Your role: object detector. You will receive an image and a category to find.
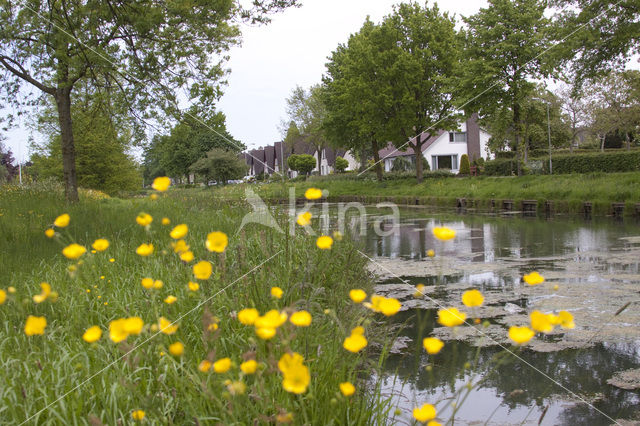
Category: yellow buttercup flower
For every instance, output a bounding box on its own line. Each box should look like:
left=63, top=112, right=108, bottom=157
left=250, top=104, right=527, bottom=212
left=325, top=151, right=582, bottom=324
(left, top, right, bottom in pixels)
left=332, top=230, right=343, bottom=241
left=161, top=217, right=171, bottom=225
left=7, top=286, right=15, bottom=294
left=0, top=289, right=6, bottom=305
left=304, top=187, right=322, bottom=200
left=24, top=315, right=47, bottom=336
left=179, top=250, right=194, bottom=263
left=423, top=337, right=444, bottom=355
left=136, top=243, right=154, bottom=257
left=152, top=176, right=171, bottom=192
left=45, top=228, right=55, bottom=238
left=153, top=280, right=163, bottom=289
left=124, top=317, right=144, bottom=335
left=136, top=212, right=153, bottom=227
left=141, top=278, right=154, bottom=289
left=173, top=239, right=190, bottom=253
left=278, top=352, right=310, bottom=394
left=437, top=307, right=466, bottom=327
left=62, top=243, right=86, bottom=260
left=432, top=226, right=455, bottom=241
left=206, top=231, right=228, bottom=253
left=240, top=360, right=258, bottom=374
left=462, top=289, right=484, bottom=307
left=339, top=382, right=355, bottom=396
left=169, top=341, right=184, bottom=356
left=349, top=289, right=367, bottom=303
left=237, top=308, right=259, bottom=325
left=33, top=282, right=52, bottom=303
left=198, top=360, right=212, bottom=372
left=92, top=239, right=109, bottom=252
left=131, top=410, right=145, bottom=421
left=271, top=286, right=283, bottom=299
left=343, top=330, right=368, bottom=353
left=426, top=249, right=435, bottom=257
left=255, top=327, right=276, bottom=340
left=297, top=211, right=312, bottom=226
left=53, top=213, right=70, bottom=228
left=523, top=271, right=544, bottom=285
left=413, top=403, right=436, bottom=423
left=213, top=357, right=232, bottom=373
left=254, top=310, right=288, bottom=329
left=193, top=260, right=213, bottom=280
left=289, top=311, right=312, bottom=327
left=508, top=326, right=535, bottom=345
left=558, top=310, right=575, bottom=329
left=316, top=235, right=333, bottom=250
left=377, top=297, right=401, bottom=316
left=530, top=310, right=554, bottom=333
left=170, top=224, right=188, bottom=239
left=83, top=326, right=102, bottom=343
left=164, top=295, right=177, bottom=304
left=414, top=284, right=426, bottom=298
left=150, top=193, right=158, bottom=200
left=158, top=317, right=178, bottom=335
left=367, top=295, right=402, bottom=316
left=187, top=281, right=199, bottom=291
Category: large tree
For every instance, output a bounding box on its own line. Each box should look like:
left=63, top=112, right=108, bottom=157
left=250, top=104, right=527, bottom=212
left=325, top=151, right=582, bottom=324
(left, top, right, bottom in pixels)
left=461, top=0, right=551, bottom=175
left=143, top=112, right=243, bottom=184
left=30, top=89, right=142, bottom=194
left=323, top=18, right=389, bottom=182
left=0, top=0, right=296, bottom=201
left=378, top=2, right=462, bottom=183
left=189, top=148, right=247, bottom=185
left=551, top=0, right=640, bottom=82
left=285, top=85, right=327, bottom=172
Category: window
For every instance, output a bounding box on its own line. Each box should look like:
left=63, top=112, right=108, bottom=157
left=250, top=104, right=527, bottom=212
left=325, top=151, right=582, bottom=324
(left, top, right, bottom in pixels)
left=449, top=132, right=467, bottom=143
left=432, top=155, right=458, bottom=170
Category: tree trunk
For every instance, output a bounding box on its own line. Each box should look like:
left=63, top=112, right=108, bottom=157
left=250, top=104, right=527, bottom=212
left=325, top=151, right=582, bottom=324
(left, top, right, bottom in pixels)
left=413, top=133, right=424, bottom=183
left=55, top=88, right=79, bottom=202
left=359, top=147, right=367, bottom=172
left=513, top=102, right=522, bottom=176
left=626, top=133, right=631, bottom=151
left=600, top=135, right=605, bottom=152
left=371, top=139, right=383, bottom=182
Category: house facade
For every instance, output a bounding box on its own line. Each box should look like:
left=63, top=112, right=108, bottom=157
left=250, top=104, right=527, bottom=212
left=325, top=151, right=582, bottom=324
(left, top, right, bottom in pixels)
left=379, top=115, right=492, bottom=173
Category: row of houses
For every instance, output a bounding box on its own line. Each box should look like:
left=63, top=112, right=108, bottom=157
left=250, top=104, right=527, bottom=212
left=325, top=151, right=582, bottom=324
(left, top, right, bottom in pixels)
left=243, top=115, right=492, bottom=178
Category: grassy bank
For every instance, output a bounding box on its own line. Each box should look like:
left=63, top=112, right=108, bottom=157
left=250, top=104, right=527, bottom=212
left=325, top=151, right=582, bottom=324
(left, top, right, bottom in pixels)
left=213, top=172, right=640, bottom=216
left=0, top=183, right=391, bottom=424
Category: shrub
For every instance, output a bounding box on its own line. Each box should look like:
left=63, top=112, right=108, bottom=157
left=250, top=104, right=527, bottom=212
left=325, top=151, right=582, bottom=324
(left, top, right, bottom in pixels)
left=495, top=151, right=516, bottom=159
left=484, top=158, right=518, bottom=176
left=459, top=154, right=470, bottom=175
left=392, top=156, right=414, bottom=172
left=335, top=156, right=349, bottom=173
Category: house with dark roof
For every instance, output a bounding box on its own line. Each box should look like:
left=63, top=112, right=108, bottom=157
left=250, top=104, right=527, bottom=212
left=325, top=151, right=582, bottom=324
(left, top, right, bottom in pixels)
left=379, top=114, right=492, bottom=173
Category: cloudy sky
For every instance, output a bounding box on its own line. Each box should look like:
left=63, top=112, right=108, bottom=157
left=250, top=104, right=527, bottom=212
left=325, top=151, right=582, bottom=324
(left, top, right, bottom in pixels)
left=3, top=0, right=490, bottom=162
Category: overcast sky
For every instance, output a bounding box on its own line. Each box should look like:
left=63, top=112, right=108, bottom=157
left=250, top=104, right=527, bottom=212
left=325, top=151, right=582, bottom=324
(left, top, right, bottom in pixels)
left=3, top=0, right=489, bottom=162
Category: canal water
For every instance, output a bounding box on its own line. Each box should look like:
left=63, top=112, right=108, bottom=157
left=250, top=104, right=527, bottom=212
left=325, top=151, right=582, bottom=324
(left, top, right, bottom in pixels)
left=345, top=207, right=640, bottom=425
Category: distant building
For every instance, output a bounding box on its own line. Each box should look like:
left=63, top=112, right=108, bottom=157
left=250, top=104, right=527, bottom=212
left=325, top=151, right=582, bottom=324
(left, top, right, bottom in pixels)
left=242, top=114, right=491, bottom=178
left=378, top=115, right=492, bottom=173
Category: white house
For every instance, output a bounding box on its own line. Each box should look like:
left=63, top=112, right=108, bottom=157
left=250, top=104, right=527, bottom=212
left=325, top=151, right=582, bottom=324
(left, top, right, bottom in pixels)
left=379, top=115, right=492, bottom=173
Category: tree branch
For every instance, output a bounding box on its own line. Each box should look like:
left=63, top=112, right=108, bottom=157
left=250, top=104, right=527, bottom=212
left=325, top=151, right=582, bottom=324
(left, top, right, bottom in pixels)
left=0, top=55, right=55, bottom=95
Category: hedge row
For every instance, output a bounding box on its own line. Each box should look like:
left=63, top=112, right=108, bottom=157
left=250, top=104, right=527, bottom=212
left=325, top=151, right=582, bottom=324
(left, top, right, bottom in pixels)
left=485, top=151, right=640, bottom=175
left=541, top=151, right=640, bottom=174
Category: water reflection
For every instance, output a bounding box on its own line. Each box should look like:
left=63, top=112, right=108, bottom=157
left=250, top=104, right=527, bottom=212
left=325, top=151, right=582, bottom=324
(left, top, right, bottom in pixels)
left=381, top=310, right=640, bottom=425
left=352, top=209, right=640, bottom=425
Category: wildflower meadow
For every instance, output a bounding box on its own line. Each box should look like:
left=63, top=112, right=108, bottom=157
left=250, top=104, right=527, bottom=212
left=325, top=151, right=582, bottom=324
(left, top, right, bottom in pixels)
left=0, top=179, right=575, bottom=425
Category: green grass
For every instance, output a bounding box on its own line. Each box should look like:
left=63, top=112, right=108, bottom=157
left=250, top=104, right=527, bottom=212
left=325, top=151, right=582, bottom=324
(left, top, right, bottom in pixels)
left=212, top=172, right=640, bottom=216
left=0, top=183, right=392, bottom=424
